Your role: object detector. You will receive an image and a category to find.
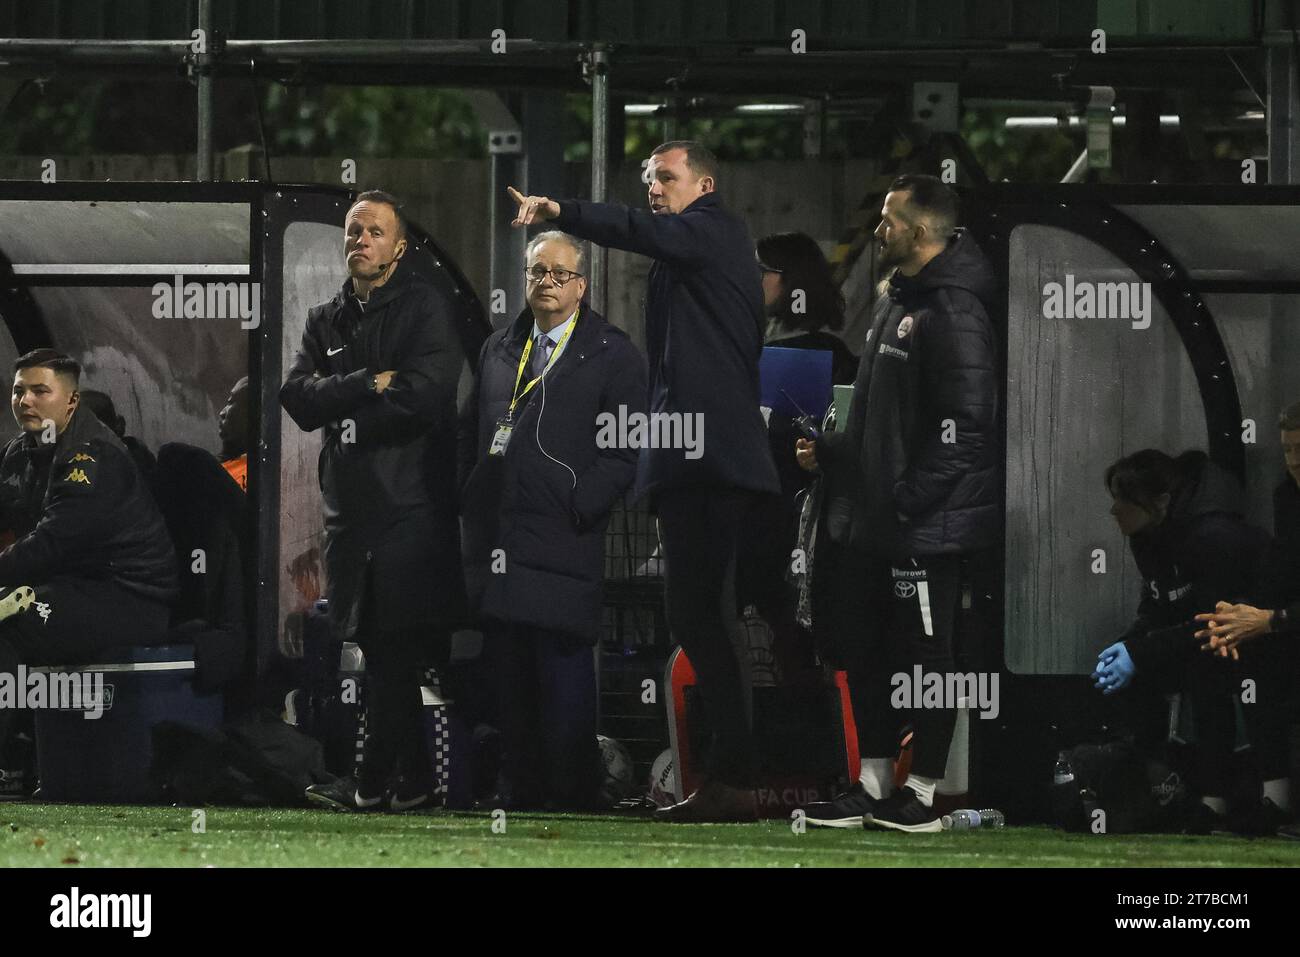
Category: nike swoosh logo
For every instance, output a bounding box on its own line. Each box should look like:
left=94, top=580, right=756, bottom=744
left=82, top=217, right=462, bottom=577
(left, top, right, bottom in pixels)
left=326, top=346, right=345, bottom=356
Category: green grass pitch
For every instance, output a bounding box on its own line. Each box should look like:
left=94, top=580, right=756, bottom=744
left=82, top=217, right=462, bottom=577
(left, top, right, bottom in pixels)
left=2, top=804, right=1300, bottom=867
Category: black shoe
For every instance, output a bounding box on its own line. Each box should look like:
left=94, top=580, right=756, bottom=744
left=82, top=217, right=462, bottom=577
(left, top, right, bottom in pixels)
left=1278, top=822, right=1300, bottom=840
left=1232, top=798, right=1290, bottom=838
left=802, top=783, right=878, bottom=829
left=864, top=787, right=943, bottom=833
left=305, top=777, right=385, bottom=812
left=389, top=780, right=443, bottom=813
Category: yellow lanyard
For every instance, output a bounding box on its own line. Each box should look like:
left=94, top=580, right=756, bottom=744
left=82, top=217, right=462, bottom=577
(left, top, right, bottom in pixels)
left=507, top=310, right=577, bottom=418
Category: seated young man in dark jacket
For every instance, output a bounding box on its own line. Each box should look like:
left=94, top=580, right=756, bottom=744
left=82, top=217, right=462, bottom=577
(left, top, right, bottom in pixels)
left=0, top=349, right=179, bottom=767
left=458, top=232, right=646, bottom=810
left=1092, top=449, right=1285, bottom=834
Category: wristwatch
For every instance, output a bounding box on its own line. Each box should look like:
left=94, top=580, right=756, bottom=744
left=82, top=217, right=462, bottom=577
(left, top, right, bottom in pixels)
left=1274, top=607, right=1290, bottom=632
left=368, top=373, right=379, bottom=393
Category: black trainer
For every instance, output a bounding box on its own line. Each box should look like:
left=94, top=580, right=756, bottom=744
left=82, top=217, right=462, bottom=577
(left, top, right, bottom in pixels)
left=305, top=777, right=385, bottom=812
left=801, top=782, right=878, bottom=829
left=864, top=786, right=943, bottom=833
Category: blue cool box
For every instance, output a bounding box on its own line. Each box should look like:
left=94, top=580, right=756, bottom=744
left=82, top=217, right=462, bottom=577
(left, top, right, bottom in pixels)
left=34, top=645, right=222, bottom=803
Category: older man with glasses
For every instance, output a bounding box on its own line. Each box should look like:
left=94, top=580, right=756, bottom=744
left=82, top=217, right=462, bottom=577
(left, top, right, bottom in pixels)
left=458, top=231, right=646, bottom=810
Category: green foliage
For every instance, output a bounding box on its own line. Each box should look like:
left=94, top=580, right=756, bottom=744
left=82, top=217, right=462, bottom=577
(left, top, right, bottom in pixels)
left=961, top=107, right=1083, bottom=182
left=260, top=85, right=485, bottom=158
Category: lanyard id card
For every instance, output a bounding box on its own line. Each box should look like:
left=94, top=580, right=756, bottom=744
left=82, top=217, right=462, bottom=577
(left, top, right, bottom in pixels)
left=488, top=416, right=514, bottom=457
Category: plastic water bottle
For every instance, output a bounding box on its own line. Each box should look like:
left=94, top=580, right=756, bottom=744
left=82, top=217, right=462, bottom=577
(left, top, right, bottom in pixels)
left=1053, top=750, right=1075, bottom=787
left=942, top=808, right=1006, bottom=830
left=977, top=808, right=1006, bottom=828
left=942, top=809, right=981, bottom=830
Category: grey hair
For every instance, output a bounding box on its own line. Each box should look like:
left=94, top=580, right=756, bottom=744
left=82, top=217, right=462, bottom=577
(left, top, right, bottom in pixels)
left=526, top=230, right=586, bottom=274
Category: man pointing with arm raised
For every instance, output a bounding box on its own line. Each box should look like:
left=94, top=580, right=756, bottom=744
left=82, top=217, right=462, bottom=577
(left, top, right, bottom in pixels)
left=508, top=141, right=779, bottom=822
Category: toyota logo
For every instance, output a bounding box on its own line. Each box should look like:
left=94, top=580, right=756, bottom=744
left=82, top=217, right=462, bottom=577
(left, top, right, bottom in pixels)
left=894, top=581, right=917, bottom=599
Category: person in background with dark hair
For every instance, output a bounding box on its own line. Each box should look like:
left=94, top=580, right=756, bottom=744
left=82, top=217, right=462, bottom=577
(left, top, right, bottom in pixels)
left=217, top=377, right=250, bottom=492
left=281, top=190, right=465, bottom=813
left=796, top=174, right=1000, bottom=832
left=508, top=141, right=780, bottom=822
left=739, top=232, right=856, bottom=679
left=1092, top=448, right=1288, bottom=835
left=757, top=231, right=857, bottom=385
left=79, top=388, right=157, bottom=480
left=0, top=349, right=178, bottom=772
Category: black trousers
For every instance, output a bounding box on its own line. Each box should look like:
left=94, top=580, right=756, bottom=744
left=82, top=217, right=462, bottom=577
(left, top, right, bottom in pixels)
left=817, top=542, right=964, bottom=780
left=657, top=485, right=756, bottom=789
left=485, top=623, right=600, bottom=809
left=1120, top=634, right=1294, bottom=797
left=1240, top=636, right=1298, bottom=782
left=0, top=577, right=170, bottom=764
left=354, top=626, right=447, bottom=798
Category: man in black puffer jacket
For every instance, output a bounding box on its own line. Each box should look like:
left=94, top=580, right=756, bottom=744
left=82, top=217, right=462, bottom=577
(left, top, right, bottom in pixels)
left=0, top=349, right=178, bottom=769
left=796, top=175, right=1000, bottom=833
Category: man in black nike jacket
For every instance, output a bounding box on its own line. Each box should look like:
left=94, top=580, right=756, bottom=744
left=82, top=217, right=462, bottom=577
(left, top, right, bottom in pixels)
left=281, top=190, right=465, bottom=813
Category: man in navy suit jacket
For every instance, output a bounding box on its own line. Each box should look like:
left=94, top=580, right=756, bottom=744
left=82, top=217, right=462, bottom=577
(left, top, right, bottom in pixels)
left=509, top=141, right=779, bottom=821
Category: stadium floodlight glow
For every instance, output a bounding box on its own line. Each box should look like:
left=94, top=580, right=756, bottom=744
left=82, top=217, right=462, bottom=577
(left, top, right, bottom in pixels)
left=1004, top=115, right=1180, bottom=129
left=734, top=102, right=805, bottom=114
left=623, top=104, right=662, bottom=115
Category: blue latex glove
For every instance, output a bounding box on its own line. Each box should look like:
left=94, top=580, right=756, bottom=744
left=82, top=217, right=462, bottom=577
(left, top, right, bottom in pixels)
left=1092, top=641, right=1136, bottom=695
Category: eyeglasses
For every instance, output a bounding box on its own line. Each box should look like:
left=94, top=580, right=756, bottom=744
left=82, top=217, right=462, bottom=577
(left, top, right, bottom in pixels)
left=525, top=266, right=583, bottom=285
left=758, top=262, right=784, bottom=274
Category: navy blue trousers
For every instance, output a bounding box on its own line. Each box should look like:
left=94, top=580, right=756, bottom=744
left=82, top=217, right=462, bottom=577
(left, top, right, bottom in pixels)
left=485, top=623, right=600, bottom=809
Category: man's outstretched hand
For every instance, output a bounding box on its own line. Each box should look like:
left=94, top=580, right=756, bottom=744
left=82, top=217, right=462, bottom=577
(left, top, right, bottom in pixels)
left=507, top=187, right=560, bottom=227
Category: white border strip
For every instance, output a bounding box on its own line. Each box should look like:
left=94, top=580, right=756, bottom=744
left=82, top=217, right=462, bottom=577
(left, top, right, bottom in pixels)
left=31, top=661, right=196, bottom=674
left=12, top=264, right=250, bottom=276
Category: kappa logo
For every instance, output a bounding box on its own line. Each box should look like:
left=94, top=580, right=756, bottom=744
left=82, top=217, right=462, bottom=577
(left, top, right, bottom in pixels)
left=894, top=580, right=917, bottom=599
left=897, top=315, right=914, bottom=339
left=64, top=468, right=91, bottom=485
left=70, top=452, right=95, bottom=463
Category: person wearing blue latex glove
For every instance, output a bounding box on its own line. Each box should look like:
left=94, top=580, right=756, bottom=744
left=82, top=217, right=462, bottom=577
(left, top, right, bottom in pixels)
left=1098, top=448, right=1276, bottom=834
left=1091, top=642, right=1135, bottom=695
